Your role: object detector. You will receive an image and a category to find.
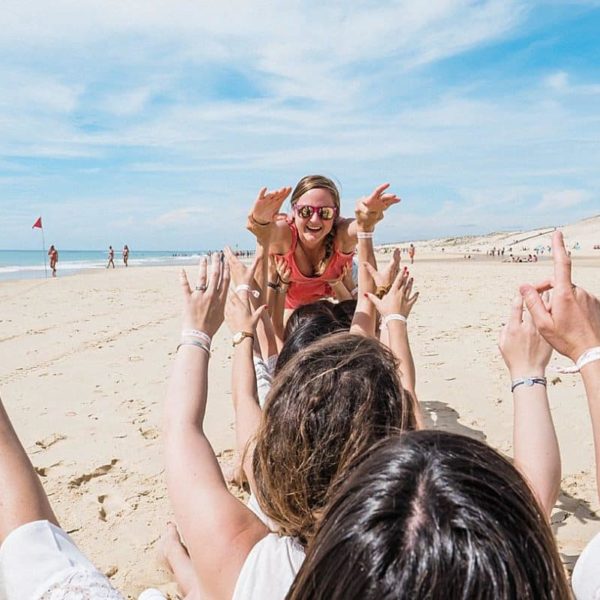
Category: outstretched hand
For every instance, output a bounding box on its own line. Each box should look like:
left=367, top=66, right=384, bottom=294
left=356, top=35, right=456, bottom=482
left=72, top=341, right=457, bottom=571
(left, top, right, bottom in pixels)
left=224, top=246, right=261, bottom=289
left=364, top=267, right=419, bottom=318
left=499, top=294, right=553, bottom=377
left=355, top=183, right=401, bottom=231
left=364, top=248, right=401, bottom=291
left=180, top=253, right=230, bottom=338
left=225, top=291, right=267, bottom=335
left=250, top=186, right=292, bottom=225
left=520, top=231, right=600, bottom=361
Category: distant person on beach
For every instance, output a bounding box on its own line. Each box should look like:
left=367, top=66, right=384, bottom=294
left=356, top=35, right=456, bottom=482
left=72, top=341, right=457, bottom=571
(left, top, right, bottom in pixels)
left=47, top=245, right=58, bottom=277
left=408, top=243, right=415, bottom=264
left=123, top=245, right=129, bottom=267
left=246, top=175, right=400, bottom=313
left=106, top=246, right=115, bottom=269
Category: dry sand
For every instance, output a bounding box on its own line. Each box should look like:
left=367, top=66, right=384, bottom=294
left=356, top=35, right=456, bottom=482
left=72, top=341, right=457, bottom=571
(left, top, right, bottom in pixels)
left=0, top=218, right=599, bottom=598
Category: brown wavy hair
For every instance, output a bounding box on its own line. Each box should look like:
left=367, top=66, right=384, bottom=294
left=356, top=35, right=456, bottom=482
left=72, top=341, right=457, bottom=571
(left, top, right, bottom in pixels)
left=252, top=332, right=417, bottom=546
left=291, top=175, right=340, bottom=276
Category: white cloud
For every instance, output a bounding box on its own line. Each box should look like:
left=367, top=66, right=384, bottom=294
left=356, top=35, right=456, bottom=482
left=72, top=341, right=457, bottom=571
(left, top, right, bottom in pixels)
left=536, top=189, right=592, bottom=211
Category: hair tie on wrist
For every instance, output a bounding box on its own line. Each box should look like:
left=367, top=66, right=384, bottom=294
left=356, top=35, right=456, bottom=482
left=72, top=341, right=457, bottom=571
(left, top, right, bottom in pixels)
left=357, top=232, right=374, bottom=239
left=554, top=346, right=600, bottom=373
left=381, top=314, right=407, bottom=328
left=235, top=284, right=260, bottom=298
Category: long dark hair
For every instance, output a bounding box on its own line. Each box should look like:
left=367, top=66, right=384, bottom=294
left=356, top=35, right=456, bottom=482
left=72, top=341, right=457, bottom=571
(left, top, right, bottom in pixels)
left=288, top=430, right=570, bottom=599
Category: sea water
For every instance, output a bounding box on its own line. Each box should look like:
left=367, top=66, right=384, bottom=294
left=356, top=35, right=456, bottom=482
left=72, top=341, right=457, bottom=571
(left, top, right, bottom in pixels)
left=0, top=249, right=210, bottom=281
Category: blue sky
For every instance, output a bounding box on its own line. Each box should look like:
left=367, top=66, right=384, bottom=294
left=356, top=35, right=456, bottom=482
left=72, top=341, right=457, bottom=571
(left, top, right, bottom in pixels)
left=1, top=0, right=599, bottom=250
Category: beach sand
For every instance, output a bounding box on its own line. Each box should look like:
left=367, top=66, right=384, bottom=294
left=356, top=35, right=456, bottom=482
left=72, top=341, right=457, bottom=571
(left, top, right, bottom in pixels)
left=0, top=231, right=599, bottom=597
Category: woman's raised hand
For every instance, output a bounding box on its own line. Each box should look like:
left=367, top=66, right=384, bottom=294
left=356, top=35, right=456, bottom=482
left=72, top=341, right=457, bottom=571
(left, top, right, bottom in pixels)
left=499, top=294, right=553, bottom=377
left=364, top=248, right=401, bottom=292
left=249, top=186, right=292, bottom=225
left=365, top=267, right=419, bottom=318
left=225, top=291, right=267, bottom=335
left=180, top=253, right=230, bottom=338
left=224, top=246, right=261, bottom=289
left=355, top=183, right=401, bottom=231
left=272, top=254, right=291, bottom=285
left=520, top=231, right=600, bottom=361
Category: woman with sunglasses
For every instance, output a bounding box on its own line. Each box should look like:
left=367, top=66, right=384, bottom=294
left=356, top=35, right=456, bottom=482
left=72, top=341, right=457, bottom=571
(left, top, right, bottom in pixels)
left=247, top=175, right=400, bottom=311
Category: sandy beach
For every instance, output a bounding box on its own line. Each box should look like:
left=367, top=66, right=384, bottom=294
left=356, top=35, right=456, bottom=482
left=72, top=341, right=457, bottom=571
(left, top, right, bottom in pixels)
left=1, top=221, right=599, bottom=598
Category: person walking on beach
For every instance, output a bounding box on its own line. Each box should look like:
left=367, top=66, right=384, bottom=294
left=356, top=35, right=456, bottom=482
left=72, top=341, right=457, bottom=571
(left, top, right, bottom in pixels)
left=47, top=245, right=58, bottom=277
left=409, top=243, right=415, bottom=264
left=107, top=246, right=115, bottom=269
left=123, top=245, right=129, bottom=267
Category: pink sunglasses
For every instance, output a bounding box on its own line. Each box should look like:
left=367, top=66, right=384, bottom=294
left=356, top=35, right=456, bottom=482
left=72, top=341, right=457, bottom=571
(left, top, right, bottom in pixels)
left=294, top=205, right=338, bottom=220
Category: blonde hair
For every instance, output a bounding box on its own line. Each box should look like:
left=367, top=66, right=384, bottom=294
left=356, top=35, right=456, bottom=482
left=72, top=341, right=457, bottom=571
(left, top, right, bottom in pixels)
left=291, top=175, right=340, bottom=276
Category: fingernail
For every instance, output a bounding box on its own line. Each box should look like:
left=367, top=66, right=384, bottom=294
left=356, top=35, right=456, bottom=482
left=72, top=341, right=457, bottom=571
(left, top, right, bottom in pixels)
left=364, top=293, right=368, bottom=298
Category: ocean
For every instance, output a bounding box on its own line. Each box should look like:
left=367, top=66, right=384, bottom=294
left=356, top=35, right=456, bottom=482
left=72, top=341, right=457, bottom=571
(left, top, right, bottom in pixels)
left=0, top=249, right=211, bottom=281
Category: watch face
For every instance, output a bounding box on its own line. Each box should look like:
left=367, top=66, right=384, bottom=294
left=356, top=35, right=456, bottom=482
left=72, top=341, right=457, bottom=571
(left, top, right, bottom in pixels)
left=233, top=332, right=243, bottom=344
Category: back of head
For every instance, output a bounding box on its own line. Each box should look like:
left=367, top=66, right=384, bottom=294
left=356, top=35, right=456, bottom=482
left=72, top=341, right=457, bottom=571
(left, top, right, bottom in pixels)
left=254, top=332, right=416, bottom=545
left=288, top=430, right=570, bottom=600
left=276, top=311, right=342, bottom=374
left=283, top=301, right=338, bottom=341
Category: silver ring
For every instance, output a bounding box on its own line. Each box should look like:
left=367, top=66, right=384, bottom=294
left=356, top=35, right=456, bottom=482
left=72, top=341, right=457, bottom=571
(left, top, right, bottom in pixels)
left=195, top=285, right=207, bottom=292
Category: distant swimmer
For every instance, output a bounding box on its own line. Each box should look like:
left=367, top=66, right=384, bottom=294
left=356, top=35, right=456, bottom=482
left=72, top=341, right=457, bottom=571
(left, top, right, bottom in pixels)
left=107, top=245, right=115, bottom=268
left=409, top=243, right=415, bottom=264
left=48, top=245, right=59, bottom=277
left=123, top=244, right=129, bottom=267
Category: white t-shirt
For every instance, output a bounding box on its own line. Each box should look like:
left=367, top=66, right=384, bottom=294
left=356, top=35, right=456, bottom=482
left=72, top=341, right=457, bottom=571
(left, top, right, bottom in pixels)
left=573, top=531, right=600, bottom=599
left=253, top=354, right=277, bottom=408
left=232, top=533, right=305, bottom=600
left=0, top=520, right=124, bottom=600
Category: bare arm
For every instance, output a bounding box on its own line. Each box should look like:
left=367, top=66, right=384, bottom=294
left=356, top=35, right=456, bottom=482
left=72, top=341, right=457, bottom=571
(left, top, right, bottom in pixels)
left=247, top=187, right=293, bottom=252
left=336, top=183, right=401, bottom=252
left=164, top=256, right=268, bottom=600
left=224, top=291, right=268, bottom=493
left=499, top=294, right=559, bottom=517
left=521, top=231, right=600, bottom=501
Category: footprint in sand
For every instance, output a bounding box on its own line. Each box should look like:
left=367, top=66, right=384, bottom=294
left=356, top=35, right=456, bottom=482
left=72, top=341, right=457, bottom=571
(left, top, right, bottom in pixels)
left=68, top=459, right=119, bottom=488
left=35, top=432, right=66, bottom=450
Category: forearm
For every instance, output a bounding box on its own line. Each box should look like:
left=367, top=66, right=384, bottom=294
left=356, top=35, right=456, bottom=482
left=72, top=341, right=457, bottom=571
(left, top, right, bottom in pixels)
left=271, top=286, right=287, bottom=345
left=350, top=237, right=377, bottom=337
left=385, top=321, right=416, bottom=395
left=0, top=399, right=58, bottom=540
left=231, top=338, right=262, bottom=490
left=164, top=346, right=210, bottom=431
left=512, top=383, right=560, bottom=517
left=581, top=362, right=600, bottom=501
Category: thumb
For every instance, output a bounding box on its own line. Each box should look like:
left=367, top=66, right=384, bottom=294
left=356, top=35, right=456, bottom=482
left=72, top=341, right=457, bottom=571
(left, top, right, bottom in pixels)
left=251, top=304, right=268, bottom=327
left=519, top=284, right=552, bottom=332
left=364, top=292, right=381, bottom=311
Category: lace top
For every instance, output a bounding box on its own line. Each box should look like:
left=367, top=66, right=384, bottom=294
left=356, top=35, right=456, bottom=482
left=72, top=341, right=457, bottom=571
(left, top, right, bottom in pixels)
left=37, top=567, right=124, bottom=600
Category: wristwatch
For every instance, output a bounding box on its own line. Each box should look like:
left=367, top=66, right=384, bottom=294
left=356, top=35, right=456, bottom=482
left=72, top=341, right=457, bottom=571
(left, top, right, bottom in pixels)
left=232, top=331, right=254, bottom=347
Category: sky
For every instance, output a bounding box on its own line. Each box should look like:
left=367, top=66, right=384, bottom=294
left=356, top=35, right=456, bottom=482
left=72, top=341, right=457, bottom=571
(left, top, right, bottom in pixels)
left=1, top=0, right=599, bottom=250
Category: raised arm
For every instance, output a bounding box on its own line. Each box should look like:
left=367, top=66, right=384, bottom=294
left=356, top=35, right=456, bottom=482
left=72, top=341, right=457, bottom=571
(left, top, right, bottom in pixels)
left=521, top=230, right=600, bottom=501
left=164, top=254, right=268, bottom=600
left=364, top=268, right=420, bottom=417
left=246, top=186, right=293, bottom=253
left=336, top=183, right=401, bottom=252
left=498, top=294, right=559, bottom=517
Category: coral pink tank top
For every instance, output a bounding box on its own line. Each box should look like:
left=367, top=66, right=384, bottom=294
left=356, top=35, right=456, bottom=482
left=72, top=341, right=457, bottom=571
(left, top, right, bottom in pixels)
left=281, top=222, right=354, bottom=309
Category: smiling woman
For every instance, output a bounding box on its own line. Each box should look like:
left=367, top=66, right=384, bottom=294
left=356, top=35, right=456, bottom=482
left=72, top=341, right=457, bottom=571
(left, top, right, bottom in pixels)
left=247, top=175, right=400, bottom=310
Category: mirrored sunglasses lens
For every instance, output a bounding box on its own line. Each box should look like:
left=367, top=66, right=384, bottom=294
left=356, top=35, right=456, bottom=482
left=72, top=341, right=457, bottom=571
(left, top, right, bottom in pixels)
left=319, top=207, right=335, bottom=220
left=298, top=206, right=313, bottom=218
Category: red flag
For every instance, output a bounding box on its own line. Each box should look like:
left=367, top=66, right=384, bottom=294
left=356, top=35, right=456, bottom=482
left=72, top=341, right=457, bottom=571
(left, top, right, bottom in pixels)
left=32, top=217, right=43, bottom=229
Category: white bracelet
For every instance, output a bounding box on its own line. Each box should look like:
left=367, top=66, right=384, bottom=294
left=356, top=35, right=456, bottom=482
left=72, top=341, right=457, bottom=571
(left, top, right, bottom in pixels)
left=176, top=340, right=210, bottom=356
left=181, top=329, right=212, bottom=346
left=350, top=286, right=359, bottom=297
left=357, top=232, right=374, bottom=239
left=235, top=284, right=260, bottom=298
left=381, top=314, right=407, bottom=328
left=555, top=346, right=600, bottom=374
